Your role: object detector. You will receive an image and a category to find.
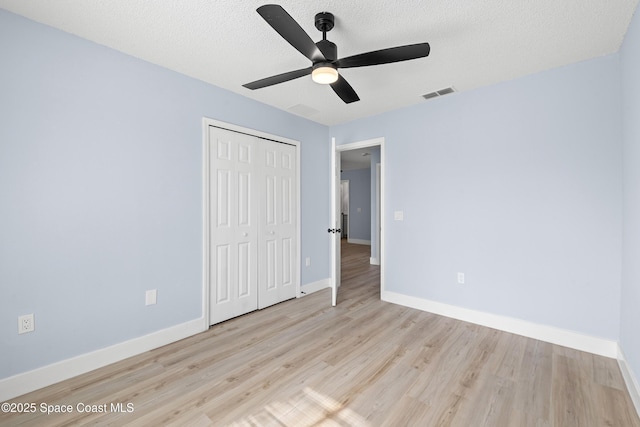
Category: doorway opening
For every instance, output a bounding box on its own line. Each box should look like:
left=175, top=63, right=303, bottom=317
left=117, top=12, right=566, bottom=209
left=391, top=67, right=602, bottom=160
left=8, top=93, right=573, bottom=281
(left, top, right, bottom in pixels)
left=330, top=137, right=384, bottom=306
left=340, top=180, right=349, bottom=240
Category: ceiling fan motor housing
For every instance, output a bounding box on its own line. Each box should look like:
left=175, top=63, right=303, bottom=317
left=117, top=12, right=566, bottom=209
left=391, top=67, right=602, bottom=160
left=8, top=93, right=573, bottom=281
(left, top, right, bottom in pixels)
left=316, top=39, right=337, bottom=62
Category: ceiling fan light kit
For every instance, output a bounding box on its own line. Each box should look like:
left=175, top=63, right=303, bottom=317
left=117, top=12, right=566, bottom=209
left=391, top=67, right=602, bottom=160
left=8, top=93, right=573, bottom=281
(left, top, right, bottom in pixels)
left=243, top=4, right=430, bottom=104
left=312, top=64, right=338, bottom=84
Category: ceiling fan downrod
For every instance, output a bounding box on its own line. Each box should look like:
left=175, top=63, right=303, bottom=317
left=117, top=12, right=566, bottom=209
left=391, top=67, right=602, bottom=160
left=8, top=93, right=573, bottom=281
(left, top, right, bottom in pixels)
left=315, top=12, right=334, bottom=40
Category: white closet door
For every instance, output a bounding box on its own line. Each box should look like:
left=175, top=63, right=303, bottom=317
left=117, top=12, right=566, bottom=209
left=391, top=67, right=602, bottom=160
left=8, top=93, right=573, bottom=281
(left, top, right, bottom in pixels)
left=258, top=140, right=297, bottom=309
left=209, top=127, right=258, bottom=325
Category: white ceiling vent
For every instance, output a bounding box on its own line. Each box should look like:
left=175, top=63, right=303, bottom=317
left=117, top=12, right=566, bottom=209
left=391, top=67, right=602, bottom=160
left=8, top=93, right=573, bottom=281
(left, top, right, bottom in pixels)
left=287, top=103, right=320, bottom=117
left=422, top=87, right=456, bottom=100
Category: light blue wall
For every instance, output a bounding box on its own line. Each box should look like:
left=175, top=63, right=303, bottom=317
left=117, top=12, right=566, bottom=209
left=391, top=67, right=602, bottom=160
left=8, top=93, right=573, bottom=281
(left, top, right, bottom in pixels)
left=621, top=5, right=640, bottom=392
left=341, top=168, right=371, bottom=241
left=0, top=9, right=330, bottom=379
left=331, top=55, right=623, bottom=340
left=2, top=4, right=636, bottom=392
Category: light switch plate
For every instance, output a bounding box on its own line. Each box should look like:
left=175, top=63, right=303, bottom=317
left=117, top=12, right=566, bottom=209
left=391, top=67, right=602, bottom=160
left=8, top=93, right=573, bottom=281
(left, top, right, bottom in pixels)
left=146, top=289, right=157, bottom=305
left=394, top=211, right=404, bottom=221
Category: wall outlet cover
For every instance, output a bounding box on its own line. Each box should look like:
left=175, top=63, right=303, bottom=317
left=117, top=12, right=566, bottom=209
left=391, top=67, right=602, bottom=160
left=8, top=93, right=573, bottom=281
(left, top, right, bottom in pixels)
left=18, top=313, right=35, bottom=334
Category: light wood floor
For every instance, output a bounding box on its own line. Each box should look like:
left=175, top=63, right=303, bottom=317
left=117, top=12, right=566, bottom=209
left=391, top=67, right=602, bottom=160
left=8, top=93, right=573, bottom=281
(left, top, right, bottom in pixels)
left=2, top=241, right=639, bottom=426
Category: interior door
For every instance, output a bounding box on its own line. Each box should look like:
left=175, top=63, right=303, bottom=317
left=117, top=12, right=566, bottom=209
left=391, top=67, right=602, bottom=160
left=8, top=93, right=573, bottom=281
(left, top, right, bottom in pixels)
left=209, top=127, right=258, bottom=325
left=330, top=138, right=341, bottom=306
left=258, top=139, right=298, bottom=309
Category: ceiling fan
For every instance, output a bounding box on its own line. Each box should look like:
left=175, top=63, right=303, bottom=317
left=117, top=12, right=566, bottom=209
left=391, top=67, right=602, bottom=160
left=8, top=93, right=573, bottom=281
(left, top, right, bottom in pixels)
left=243, top=4, right=431, bottom=104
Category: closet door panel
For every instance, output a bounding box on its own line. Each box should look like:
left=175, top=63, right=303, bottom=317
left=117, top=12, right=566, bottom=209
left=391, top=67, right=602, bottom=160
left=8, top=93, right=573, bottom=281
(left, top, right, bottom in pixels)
left=208, top=124, right=297, bottom=323
left=209, top=127, right=258, bottom=325
left=258, top=141, right=297, bottom=309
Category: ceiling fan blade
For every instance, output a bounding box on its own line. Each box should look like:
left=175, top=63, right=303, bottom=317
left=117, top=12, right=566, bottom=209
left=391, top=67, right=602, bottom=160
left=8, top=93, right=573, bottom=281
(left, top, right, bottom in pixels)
left=330, top=75, right=360, bottom=104
left=257, top=5, right=325, bottom=62
left=243, top=67, right=312, bottom=90
left=336, top=42, right=430, bottom=69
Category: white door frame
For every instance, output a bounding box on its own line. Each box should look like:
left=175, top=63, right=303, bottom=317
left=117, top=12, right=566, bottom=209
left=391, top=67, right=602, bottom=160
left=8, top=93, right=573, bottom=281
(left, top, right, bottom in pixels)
left=373, top=162, right=381, bottom=265
left=202, top=118, right=301, bottom=326
left=331, top=137, right=385, bottom=303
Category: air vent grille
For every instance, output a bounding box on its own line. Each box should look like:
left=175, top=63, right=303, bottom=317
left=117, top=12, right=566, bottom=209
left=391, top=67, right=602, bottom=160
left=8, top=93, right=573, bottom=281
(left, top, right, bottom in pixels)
left=422, top=92, right=439, bottom=100
left=287, top=103, right=319, bottom=117
left=422, top=87, right=456, bottom=100
left=437, top=87, right=455, bottom=96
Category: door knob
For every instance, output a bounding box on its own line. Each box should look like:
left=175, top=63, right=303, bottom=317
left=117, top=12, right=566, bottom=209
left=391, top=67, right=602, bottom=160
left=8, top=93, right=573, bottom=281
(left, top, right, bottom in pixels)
left=242, top=232, right=248, bottom=237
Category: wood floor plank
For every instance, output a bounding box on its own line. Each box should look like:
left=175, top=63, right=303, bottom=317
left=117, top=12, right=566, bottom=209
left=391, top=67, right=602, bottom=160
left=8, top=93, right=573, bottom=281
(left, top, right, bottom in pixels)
left=509, top=340, right=554, bottom=426
left=1, top=240, right=638, bottom=426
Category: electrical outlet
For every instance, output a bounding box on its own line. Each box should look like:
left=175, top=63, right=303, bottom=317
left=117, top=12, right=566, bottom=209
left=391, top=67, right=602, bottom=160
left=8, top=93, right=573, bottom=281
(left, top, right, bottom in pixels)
left=305, top=257, right=311, bottom=267
left=457, top=272, right=465, bottom=284
left=18, top=314, right=34, bottom=334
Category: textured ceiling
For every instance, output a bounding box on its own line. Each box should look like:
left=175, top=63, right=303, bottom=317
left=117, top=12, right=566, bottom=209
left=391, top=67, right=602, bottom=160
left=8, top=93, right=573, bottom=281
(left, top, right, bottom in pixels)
left=341, top=148, right=374, bottom=171
left=1, top=0, right=638, bottom=125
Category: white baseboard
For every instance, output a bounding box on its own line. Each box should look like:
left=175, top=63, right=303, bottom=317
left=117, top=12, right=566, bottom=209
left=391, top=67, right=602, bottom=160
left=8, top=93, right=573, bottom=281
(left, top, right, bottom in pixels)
left=300, top=278, right=331, bottom=296
left=0, top=317, right=207, bottom=402
left=370, top=257, right=379, bottom=265
left=381, top=291, right=618, bottom=358
left=618, top=344, right=640, bottom=418
left=347, top=238, right=371, bottom=245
